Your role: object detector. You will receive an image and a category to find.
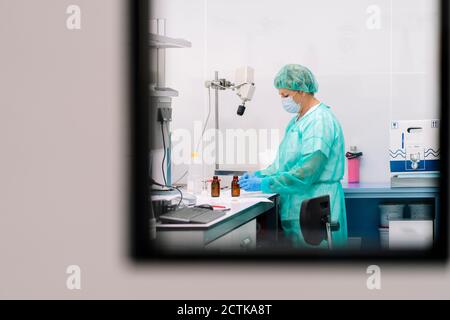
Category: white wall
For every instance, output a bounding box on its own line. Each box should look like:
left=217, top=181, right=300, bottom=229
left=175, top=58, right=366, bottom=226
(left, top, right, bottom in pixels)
left=152, top=0, right=439, bottom=184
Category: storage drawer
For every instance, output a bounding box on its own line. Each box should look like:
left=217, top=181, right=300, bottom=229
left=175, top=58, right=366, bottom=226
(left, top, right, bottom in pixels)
left=205, top=219, right=256, bottom=252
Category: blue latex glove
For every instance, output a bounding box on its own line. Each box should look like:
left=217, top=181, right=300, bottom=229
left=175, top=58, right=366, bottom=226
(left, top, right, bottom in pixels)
left=239, top=172, right=255, bottom=182
left=239, top=176, right=262, bottom=192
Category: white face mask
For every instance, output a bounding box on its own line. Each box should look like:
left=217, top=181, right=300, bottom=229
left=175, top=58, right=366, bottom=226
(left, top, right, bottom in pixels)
left=281, top=94, right=302, bottom=114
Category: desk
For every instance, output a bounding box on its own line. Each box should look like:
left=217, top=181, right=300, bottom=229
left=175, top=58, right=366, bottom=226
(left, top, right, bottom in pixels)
left=155, top=191, right=279, bottom=252
left=155, top=183, right=439, bottom=252
left=343, top=182, right=440, bottom=249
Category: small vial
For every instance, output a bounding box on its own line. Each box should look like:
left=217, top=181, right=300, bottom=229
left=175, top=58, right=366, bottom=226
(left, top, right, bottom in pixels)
left=211, top=176, right=220, bottom=197
left=231, top=175, right=240, bottom=197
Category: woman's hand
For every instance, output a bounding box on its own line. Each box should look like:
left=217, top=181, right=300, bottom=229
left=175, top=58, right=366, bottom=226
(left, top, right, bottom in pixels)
left=239, top=176, right=262, bottom=192
left=239, top=172, right=255, bottom=181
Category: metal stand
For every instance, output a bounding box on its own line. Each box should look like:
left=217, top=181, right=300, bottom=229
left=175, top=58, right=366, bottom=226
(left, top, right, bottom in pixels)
left=205, top=70, right=255, bottom=176
left=326, top=222, right=333, bottom=250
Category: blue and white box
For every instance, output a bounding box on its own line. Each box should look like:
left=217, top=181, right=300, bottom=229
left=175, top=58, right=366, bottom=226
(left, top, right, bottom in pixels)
left=389, top=119, right=440, bottom=175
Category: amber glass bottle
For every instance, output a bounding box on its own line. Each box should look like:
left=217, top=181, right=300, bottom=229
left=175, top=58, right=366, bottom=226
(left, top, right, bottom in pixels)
left=231, top=176, right=240, bottom=197
left=211, top=176, right=220, bottom=197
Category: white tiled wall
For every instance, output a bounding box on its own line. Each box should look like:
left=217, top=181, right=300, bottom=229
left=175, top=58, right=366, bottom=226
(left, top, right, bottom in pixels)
left=152, top=0, right=440, bottom=184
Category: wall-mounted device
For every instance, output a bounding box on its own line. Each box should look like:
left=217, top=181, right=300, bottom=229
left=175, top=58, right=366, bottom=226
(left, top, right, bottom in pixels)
left=390, top=119, right=440, bottom=187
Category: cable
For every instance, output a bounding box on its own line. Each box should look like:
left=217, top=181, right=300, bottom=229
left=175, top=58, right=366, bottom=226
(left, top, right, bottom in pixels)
left=150, top=178, right=183, bottom=208
left=161, top=122, right=167, bottom=186
left=166, top=121, right=172, bottom=173
left=172, top=170, right=188, bottom=185
left=195, top=86, right=212, bottom=153
left=156, top=119, right=184, bottom=208
left=174, top=186, right=183, bottom=208
left=156, top=122, right=183, bottom=208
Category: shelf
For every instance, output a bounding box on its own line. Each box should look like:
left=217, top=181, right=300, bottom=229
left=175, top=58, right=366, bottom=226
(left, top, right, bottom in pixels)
left=149, top=86, right=179, bottom=97
left=149, top=33, right=192, bottom=48
left=342, top=182, right=439, bottom=200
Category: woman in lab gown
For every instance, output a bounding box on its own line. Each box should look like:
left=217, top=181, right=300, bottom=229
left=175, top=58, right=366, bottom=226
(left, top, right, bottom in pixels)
left=239, top=64, right=348, bottom=248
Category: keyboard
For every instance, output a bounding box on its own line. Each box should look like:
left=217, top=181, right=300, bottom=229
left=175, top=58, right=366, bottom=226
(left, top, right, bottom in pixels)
left=159, top=207, right=226, bottom=224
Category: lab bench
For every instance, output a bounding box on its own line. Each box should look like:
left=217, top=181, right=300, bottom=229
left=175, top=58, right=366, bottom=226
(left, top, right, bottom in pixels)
left=154, top=183, right=439, bottom=253
left=343, top=182, right=440, bottom=250
left=155, top=193, right=279, bottom=253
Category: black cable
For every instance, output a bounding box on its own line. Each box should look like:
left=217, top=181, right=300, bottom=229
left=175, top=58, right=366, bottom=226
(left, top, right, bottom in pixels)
left=156, top=121, right=183, bottom=208
left=174, top=186, right=183, bottom=208
left=166, top=122, right=172, bottom=173
left=150, top=178, right=183, bottom=208
left=160, top=122, right=167, bottom=186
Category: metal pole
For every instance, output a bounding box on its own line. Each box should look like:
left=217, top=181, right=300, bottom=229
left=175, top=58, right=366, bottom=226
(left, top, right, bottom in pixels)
left=156, top=19, right=166, bottom=87
left=326, top=222, right=333, bottom=250
left=215, top=71, right=219, bottom=171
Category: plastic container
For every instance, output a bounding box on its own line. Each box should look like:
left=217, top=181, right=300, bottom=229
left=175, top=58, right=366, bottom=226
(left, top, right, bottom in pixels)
left=347, top=158, right=360, bottom=183
left=379, top=203, right=405, bottom=228
left=408, top=203, right=434, bottom=220
left=346, top=146, right=362, bottom=183
left=379, top=228, right=389, bottom=249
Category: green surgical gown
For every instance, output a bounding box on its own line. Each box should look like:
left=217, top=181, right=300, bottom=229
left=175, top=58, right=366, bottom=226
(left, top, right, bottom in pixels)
left=256, top=103, right=348, bottom=249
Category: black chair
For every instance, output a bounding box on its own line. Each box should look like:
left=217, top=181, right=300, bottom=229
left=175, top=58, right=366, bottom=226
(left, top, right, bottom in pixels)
left=300, top=195, right=340, bottom=249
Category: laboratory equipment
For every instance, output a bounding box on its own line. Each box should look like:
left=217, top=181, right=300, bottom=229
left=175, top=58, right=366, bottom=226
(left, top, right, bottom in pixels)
left=152, top=199, right=172, bottom=219
left=379, top=228, right=389, bottom=250
left=299, top=195, right=340, bottom=250
left=231, top=176, right=240, bottom=197
left=211, top=176, right=220, bottom=197
left=205, top=66, right=256, bottom=116
left=205, top=67, right=256, bottom=177
left=149, top=18, right=191, bottom=242
left=378, top=203, right=405, bottom=228
left=389, top=220, right=434, bottom=250
left=345, top=146, right=363, bottom=183
left=408, top=203, right=434, bottom=220
left=389, top=119, right=440, bottom=187
left=149, top=18, right=192, bottom=192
